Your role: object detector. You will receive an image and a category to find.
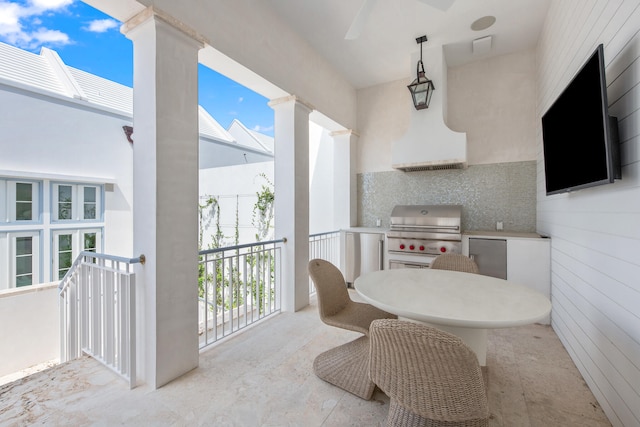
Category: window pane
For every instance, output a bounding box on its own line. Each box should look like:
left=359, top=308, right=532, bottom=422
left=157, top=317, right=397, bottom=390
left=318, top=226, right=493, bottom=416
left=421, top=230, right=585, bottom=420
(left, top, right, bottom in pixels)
left=58, top=185, right=72, bottom=220
left=16, top=202, right=32, bottom=220
left=83, top=187, right=97, bottom=219
left=58, top=185, right=72, bottom=201
left=84, top=187, right=96, bottom=203
left=59, top=251, right=72, bottom=270
left=58, top=234, right=72, bottom=251
left=58, top=269, right=69, bottom=280
left=58, top=202, right=72, bottom=220
left=84, top=233, right=96, bottom=251
left=16, top=274, right=32, bottom=287
left=16, top=183, right=32, bottom=202
left=16, top=255, right=32, bottom=275
left=16, top=237, right=32, bottom=256
left=15, top=236, right=34, bottom=286
left=84, top=203, right=96, bottom=219
left=15, top=183, right=35, bottom=221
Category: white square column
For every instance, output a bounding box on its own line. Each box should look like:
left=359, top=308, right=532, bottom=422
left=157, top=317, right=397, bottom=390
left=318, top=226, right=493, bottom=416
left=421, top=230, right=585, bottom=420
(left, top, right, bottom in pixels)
left=270, top=96, right=313, bottom=312
left=123, top=9, right=202, bottom=389
left=331, top=130, right=358, bottom=228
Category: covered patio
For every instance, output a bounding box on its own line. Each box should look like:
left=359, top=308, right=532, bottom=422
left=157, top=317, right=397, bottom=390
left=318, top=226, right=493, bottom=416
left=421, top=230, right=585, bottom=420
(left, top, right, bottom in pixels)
left=0, top=293, right=609, bottom=426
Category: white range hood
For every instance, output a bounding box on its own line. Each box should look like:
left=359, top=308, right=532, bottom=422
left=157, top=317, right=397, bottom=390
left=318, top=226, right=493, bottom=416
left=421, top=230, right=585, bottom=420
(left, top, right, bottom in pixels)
left=392, top=44, right=467, bottom=172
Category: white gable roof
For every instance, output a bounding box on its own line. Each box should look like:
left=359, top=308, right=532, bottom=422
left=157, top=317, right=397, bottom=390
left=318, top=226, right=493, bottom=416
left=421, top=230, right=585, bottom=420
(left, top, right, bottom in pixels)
left=227, top=119, right=274, bottom=153
left=68, top=66, right=132, bottom=113
left=198, top=106, right=235, bottom=143
left=0, top=41, right=261, bottom=150
left=0, top=42, right=67, bottom=95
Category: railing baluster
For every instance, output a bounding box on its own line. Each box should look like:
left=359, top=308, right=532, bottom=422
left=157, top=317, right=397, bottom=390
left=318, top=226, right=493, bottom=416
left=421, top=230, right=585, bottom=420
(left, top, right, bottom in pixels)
left=59, top=251, right=141, bottom=389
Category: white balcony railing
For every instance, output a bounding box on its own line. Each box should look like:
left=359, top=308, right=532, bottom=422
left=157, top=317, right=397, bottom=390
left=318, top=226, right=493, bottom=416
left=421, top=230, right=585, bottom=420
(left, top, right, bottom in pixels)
left=198, top=231, right=340, bottom=350
left=308, top=230, right=341, bottom=294
left=59, top=252, right=143, bottom=389
left=55, top=232, right=341, bottom=385
left=198, top=240, right=283, bottom=350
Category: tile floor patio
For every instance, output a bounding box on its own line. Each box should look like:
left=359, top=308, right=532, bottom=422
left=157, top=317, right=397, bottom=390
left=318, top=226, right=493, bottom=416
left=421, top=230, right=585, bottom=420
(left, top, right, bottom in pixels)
left=0, top=292, right=611, bottom=426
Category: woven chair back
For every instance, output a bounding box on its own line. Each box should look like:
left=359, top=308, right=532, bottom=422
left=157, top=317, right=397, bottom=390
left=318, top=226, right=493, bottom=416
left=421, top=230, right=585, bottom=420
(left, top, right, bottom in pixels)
left=370, top=319, right=489, bottom=424
left=308, top=259, right=350, bottom=321
left=430, top=253, right=479, bottom=274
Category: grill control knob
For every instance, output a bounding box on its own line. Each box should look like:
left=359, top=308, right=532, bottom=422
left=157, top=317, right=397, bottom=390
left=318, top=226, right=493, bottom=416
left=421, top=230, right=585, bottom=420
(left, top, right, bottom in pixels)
left=399, top=244, right=405, bottom=250
left=409, top=245, right=415, bottom=250
left=419, top=245, right=425, bottom=251
left=440, top=247, right=447, bottom=253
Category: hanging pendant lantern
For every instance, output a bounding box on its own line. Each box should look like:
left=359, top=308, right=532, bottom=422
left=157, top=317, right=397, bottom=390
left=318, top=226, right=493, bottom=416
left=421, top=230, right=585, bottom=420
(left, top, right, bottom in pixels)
left=408, top=35, right=435, bottom=110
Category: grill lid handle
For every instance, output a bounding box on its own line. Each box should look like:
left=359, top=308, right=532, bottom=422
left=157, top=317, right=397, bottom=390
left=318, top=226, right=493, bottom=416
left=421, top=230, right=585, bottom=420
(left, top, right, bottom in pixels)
left=389, top=224, right=460, bottom=230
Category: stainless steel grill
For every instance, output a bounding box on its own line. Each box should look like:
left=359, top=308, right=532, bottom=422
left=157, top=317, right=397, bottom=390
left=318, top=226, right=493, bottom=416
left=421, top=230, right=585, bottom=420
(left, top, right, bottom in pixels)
left=386, top=205, right=462, bottom=269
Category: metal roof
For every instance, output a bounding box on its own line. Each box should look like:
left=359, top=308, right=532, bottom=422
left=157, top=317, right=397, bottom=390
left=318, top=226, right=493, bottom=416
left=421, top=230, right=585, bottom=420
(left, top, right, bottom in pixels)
left=0, top=41, right=263, bottom=148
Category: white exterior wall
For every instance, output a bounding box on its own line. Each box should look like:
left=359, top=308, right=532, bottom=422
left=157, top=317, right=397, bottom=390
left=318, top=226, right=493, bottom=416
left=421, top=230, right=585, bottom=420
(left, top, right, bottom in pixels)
left=0, top=283, right=59, bottom=377
left=309, top=121, right=335, bottom=234
left=536, top=2, right=640, bottom=426
left=199, top=162, right=275, bottom=247
left=199, top=122, right=336, bottom=248
left=0, top=86, right=134, bottom=286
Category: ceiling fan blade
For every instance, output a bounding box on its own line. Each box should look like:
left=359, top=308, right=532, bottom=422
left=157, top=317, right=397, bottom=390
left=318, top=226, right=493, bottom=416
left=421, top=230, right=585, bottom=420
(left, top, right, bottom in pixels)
left=345, top=0, right=378, bottom=40
left=417, top=0, right=455, bottom=11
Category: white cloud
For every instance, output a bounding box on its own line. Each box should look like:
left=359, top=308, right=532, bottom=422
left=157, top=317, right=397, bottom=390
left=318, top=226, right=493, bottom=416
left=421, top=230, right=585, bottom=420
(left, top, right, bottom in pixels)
left=0, top=0, right=72, bottom=50
left=32, top=27, right=69, bottom=44
left=0, top=2, right=23, bottom=34
left=252, top=125, right=274, bottom=133
left=84, top=18, right=118, bottom=33
left=238, top=97, right=244, bottom=103
left=29, top=0, right=73, bottom=10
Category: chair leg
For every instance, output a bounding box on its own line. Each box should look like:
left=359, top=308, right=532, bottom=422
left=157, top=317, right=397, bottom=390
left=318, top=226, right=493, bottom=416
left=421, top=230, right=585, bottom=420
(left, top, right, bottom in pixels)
left=313, top=335, right=375, bottom=400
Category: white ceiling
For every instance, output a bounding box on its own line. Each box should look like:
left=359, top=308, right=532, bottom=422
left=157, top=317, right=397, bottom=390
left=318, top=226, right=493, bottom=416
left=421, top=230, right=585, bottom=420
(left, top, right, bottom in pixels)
left=266, top=0, right=551, bottom=89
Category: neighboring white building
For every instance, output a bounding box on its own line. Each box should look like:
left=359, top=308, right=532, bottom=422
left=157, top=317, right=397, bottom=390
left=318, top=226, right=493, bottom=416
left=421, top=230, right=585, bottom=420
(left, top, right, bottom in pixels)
left=0, top=42, right=279, bottom=290
left=0, top=41, right=336, bottom=291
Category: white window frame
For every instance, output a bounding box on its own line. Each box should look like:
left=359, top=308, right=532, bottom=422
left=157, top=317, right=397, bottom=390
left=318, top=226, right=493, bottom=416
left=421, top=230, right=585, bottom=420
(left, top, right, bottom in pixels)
left=52, top=183, right=102, bottom=222
left=7, top=231, right=41, bottom=289
left=52, top=228, right=103, bottom=281
left=1, top=180, right=41, bottom=223
left=0, top=180, right=6, bottom=223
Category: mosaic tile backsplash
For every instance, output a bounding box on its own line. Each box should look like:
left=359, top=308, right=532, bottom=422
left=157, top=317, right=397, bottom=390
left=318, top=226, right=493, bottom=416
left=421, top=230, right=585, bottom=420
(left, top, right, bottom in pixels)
left=358, top=161, right=537, bottom=232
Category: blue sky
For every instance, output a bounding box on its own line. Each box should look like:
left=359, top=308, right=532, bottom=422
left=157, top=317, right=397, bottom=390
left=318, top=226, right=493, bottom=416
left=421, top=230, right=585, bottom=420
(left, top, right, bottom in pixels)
left=0, top=0, right=274, bottom=136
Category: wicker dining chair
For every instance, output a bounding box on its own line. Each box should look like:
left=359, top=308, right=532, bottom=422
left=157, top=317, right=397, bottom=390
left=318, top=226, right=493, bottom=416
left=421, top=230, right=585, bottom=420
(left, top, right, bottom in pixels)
left=309, top=258, right=396, bottom=400
left=430, top=253, right=479, bottom=274
left=370, top=319, right=489, bottom=427
left=308, top=258, right=396, bottom=336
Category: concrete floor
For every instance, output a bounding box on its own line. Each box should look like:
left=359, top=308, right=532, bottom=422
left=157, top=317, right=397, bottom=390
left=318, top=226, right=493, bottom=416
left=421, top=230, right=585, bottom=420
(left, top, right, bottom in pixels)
left=0, top=294, right=611, bottom=426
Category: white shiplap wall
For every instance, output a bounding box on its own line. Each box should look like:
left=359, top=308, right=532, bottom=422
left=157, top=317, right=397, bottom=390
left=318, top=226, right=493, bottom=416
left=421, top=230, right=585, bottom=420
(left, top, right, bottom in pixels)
left=536, top=1, right=640, bottom=426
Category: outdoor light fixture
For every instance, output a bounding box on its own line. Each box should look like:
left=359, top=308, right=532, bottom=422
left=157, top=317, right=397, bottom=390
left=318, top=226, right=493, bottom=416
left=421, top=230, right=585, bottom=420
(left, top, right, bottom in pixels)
left=122, top=125, right=133, bottom=144
left=407, top=35, right=435, bottom=110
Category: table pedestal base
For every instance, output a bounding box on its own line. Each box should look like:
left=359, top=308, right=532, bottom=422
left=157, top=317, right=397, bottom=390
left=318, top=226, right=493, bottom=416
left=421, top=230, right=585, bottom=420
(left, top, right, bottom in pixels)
left=400, top=317, right=487, bottom=366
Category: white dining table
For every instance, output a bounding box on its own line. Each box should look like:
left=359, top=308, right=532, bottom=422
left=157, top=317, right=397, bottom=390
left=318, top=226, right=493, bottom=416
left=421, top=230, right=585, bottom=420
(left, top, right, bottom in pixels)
left=354, top=268, right=552, bottom=366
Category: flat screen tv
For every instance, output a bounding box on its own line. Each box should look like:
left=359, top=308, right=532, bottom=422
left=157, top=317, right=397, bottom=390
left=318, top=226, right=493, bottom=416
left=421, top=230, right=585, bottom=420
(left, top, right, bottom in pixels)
left=541, top=44, right=621, bottom=195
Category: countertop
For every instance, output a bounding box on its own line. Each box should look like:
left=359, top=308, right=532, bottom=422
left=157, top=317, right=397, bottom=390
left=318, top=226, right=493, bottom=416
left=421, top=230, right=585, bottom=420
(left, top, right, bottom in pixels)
left=463, top=230, right=548, bottom=239
left=342, top=228, right=548, bottom=239
left=341, top=227, right=388, bottom=233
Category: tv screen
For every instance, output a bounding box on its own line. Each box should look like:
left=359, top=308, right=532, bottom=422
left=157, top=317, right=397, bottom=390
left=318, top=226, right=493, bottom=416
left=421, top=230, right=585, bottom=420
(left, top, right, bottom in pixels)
left=541, top=44, right=621, bottom=195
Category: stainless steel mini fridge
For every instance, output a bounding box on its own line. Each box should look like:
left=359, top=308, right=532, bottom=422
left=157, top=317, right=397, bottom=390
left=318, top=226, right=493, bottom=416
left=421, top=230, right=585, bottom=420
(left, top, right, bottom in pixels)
left=343, top=231, right=384, bottom=286
left=468, top=238, right=507, bottom=279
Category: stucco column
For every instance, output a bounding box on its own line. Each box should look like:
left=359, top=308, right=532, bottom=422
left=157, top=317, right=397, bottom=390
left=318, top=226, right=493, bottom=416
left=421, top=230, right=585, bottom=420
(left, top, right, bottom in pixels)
left=269, top=96, right=313, bottom=312
left=123, top=8, right=202, bottom=389
left=330, top=130, right=358, bottom=228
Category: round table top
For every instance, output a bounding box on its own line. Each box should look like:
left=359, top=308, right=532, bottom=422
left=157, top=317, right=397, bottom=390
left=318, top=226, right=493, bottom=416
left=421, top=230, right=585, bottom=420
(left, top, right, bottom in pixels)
left=354, top=268, right=551, bottom=329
